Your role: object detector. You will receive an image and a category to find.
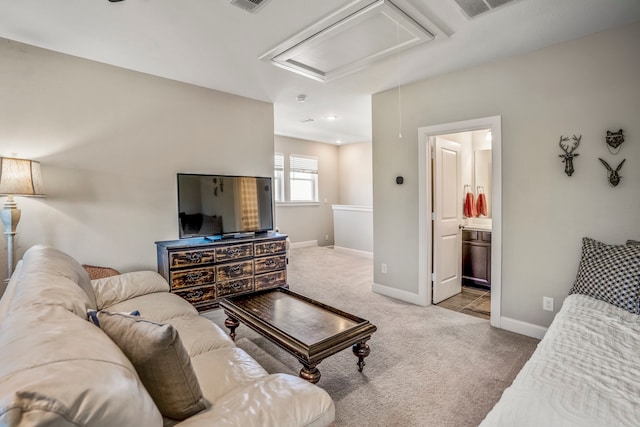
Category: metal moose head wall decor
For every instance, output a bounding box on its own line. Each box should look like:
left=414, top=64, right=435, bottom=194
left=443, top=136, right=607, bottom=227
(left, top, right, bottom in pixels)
left=598, top=158, right=626, bottom=187
left=605, top=129, right=624, bottom=154
left=558, top=135, right=581, bottom=176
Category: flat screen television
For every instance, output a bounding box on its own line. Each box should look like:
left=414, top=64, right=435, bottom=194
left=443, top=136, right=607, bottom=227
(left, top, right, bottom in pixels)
left=177, top=174, right=274, bottom=239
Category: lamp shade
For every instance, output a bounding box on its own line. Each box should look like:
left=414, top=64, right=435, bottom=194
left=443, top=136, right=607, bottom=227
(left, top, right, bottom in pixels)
left=0, top=157, right=46, bottom=197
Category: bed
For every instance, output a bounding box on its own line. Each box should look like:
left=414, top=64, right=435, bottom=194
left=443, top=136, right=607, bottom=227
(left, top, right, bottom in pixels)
left=480, top=238, right=640, bottom=427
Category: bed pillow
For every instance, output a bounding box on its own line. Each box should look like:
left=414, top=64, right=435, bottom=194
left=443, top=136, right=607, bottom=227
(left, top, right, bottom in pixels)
left=569, top=237, right=640, bottom=313
left=96, top=311, right=208, bottom=420
left=627, top=240, right=640, bottom=246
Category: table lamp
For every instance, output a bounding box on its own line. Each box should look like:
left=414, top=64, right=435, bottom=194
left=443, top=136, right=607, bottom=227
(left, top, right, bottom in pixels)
left=0, top=157, right=46, bottom=282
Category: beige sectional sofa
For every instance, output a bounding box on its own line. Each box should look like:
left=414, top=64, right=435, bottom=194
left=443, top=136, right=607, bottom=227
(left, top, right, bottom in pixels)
left=0, top=245, right=335, bottom=426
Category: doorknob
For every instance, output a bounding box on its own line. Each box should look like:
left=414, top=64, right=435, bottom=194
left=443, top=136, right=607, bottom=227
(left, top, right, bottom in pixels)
left=458, top=224, right=464, bottom=230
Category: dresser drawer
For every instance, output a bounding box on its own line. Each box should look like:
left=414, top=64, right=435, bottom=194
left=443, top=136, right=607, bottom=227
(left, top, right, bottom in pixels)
left=255, top=240, right=286, bottom=256
left=169, top=249, right=216, bottom=268
left=170, top=267, right=216, bottom=290
left=216, top=243, right=253, bottom=262
left=174, top=284, right=216, bottom=305
left=217, top=278, right=254, bottom=298
left=254, top=255, right=287, bottom=275
left=255, top=270, right=287, bottom=291
left=217, top=260, right=253, bottom=282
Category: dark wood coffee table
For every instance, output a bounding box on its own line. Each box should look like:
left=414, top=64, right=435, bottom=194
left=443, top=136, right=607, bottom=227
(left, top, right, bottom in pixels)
left=220, top=288, right=377, bottom=384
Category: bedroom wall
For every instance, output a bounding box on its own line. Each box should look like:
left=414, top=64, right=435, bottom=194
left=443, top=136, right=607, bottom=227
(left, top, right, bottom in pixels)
left=372, top=22, right=640, bottom=329
left=337, top=141, right=373, bottom=206
left=0, top=38, right=274, bottom=289
left=274, top=135, right=338, bottom=246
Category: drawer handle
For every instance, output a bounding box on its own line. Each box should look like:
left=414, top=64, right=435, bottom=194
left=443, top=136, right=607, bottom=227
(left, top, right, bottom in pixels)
left=229, top=265, right=243, bottom=276
left=265, top=259, right=276, bottom=267
left=231, top=282, right=241, bottom=290
left=186, top=272, right=204, bottom=283
left=230, top=247, right=241, bottom=255
left=186, top=252, right=203, bottom=263
left=269, top=243, right=276, bottom=252
left=186, top=290, right=204, bottom=299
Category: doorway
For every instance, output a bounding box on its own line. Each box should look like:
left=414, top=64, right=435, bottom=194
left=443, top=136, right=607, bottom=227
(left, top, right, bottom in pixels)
left=417, top=116, right=502, bottom=328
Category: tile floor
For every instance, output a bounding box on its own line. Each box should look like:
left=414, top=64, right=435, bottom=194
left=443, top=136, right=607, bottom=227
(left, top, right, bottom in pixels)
left=436, top=286, right=491, bottom=320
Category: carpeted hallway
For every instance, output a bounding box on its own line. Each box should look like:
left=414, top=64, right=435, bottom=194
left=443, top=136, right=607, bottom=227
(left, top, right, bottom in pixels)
left=204, top=246, right=539, bottom=426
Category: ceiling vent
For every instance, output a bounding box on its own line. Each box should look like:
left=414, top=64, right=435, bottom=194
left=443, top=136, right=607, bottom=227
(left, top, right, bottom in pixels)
left=452, top=0, right=518, bottom=19
left=229, top=0, right=272, bottom=14
left=260, top=0, right=443, bottom=82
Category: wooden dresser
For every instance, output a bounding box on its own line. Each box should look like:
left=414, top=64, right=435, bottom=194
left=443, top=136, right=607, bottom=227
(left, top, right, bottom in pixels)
left=155, top=232, right=287, bottom=311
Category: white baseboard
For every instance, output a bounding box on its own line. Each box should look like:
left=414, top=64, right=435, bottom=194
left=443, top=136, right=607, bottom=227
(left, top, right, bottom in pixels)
left=500, top=316, right=548, bottom=339
left=372, top=282, right=428, bottom=306
left=333, top=246, right=373, bottom=259
left=290, top=240, right=318, bottom=249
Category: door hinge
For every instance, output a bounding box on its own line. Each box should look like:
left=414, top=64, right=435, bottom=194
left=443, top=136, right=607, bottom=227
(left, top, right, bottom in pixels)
left=431, top=272, right=436, bottom=281
left=431, top=212, right=436, bottom=221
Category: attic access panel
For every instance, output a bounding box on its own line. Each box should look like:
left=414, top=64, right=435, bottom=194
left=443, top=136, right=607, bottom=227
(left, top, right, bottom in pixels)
left=261, top=0, right=438, bottom=82
left=453, top=0, right=518, bottom=19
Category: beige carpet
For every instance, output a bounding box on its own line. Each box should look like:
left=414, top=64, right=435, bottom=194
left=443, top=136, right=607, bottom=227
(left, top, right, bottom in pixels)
left=204, top=246, right=539, bottom=427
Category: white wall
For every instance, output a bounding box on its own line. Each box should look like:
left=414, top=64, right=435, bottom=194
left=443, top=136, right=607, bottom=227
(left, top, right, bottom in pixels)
left=274, top=135, right=338, bottom=246
left=332, top=205, right=373, bottom=255
left=337, top=142, right=373, bottom=206
left=0, top=38, right=274, bottom=285
left=372, top=22, right=640, bottom=328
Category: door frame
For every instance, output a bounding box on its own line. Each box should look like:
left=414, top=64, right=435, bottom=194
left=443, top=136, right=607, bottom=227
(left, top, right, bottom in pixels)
left=418, top=116, right=502, bottom=328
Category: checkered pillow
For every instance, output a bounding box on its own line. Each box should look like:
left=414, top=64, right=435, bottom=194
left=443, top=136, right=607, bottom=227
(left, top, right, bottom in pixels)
left=569, top=238, right=640, bottom=313
left=628, top=240, right=640, bottom=246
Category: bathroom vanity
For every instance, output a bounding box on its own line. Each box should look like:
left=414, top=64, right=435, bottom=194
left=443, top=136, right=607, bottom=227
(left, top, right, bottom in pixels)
left=462, top=229, right=491, bottom=289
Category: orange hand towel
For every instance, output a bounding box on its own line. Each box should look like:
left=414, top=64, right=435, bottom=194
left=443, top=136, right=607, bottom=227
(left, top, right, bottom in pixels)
left=476, top=193, right=488, bottom=216
left=464, top=192, right=476, bottom=218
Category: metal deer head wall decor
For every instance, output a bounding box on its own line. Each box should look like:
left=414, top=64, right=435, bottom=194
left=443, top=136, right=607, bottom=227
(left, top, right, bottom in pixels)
left=558, top=135, right=581, bottom=176
left=598, top=158, right=626, bottom=187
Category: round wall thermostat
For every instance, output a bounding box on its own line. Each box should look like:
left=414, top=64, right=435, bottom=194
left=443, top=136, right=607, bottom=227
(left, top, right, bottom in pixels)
left=396, top=176, right=404, bottom=185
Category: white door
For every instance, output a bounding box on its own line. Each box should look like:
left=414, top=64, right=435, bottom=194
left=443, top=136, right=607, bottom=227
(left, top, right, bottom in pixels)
left=432, top=138, right=462, bottom=304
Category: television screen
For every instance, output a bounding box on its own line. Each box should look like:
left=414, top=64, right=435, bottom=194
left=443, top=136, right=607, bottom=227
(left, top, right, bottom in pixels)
left=177, top=174, right=274, bottom=239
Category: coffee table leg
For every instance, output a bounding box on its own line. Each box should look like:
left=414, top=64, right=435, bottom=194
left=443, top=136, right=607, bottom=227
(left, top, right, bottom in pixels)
left=352, top=341, right=371, bottom=372
left=224, top=316, right=240, bottom=341
left=299, top=364, right=321, bottom=384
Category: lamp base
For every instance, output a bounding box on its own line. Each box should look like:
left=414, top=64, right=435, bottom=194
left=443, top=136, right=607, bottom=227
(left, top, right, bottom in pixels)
left=1, top=195, right=21, bottom=281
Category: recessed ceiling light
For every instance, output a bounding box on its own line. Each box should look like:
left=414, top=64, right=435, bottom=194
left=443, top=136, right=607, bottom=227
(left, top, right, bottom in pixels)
left=336, top=139, right=342, bottom=144
left=297, top=94, right=307, bottom=103
left=326, top=115, right=338, bottom=121
left=301, top=118, right=315, bottom=123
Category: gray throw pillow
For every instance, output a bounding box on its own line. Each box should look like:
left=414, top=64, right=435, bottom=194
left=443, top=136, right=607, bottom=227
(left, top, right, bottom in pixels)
left=627, top=240, right=640, bottom=246
left=569, top=237, right=640, bottom=313
left=96, top=311, right=208, bottom=420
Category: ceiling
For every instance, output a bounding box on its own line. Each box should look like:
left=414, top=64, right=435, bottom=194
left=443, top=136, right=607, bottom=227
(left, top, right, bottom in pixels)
left=1, top=0, right=639, bottom=145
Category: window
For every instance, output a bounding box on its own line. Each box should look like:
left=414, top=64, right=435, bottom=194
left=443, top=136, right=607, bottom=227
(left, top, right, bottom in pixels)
left=289, top=155, right=318, bottom=202
left=274, top=153, right=284, bottom=202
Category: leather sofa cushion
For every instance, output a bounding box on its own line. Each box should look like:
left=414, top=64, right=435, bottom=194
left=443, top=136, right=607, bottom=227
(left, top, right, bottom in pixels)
left=191, top=347, right=269, bottom=403
left=163, top=315, right=235, bottom=357
left=9, top=245, right=96, bottom=317
left=172, top=374, right=336, bottom=427
left=0, top=305, right=162, bottom=426
left=107, top=291, right=198, bottom=322
left=96, top=311, right=208, bottom=420
left=91, top=270, right=170, bottom=309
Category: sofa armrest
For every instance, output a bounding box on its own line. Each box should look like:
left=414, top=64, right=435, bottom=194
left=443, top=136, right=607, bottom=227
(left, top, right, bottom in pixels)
left=92, top=271, right=170, bottom=309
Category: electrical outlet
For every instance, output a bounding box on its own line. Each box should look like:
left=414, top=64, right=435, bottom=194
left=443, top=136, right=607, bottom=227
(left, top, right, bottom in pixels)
left=543, top=296, right=554, bottom=312
left=381, top=263, right=388, bottom=274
